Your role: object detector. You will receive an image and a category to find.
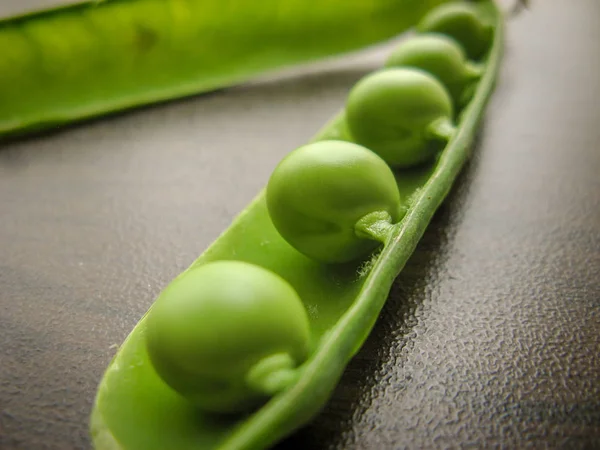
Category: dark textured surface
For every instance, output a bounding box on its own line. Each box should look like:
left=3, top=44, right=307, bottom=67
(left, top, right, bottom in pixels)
left=1, top=1, right=600, bottom=449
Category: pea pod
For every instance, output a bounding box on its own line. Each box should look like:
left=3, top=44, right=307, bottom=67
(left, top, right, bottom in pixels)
left=91, top=1, right=504, bottom=449
left=0, top=0, right=446, bottom=139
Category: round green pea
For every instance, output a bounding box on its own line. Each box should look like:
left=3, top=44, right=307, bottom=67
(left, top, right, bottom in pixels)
left=266, top=140, right=402, bottom=264
left=145, top=260, right=311, bottom=414
left=416, top=2, right=492, bottom=60
left=385, top=33, right=482, bottom=106
left=345, top=68, right=453, bottom=168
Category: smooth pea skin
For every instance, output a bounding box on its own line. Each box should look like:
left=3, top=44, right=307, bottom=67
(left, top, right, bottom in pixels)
left=266, top=140, right=402, bottom=264
left=145, top=260, right=311, bottom=414
left=385, top=33, right=482, bottom=107
left=346, top=68, right=453, bottom=168
left=416, top=2, right=492, bottom=60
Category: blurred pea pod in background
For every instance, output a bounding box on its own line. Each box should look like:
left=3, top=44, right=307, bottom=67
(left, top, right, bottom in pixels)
left=0, top=0, right=449, bottom=138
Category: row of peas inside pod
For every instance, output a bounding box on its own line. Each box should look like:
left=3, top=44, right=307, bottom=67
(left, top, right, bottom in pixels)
left=143, top=2, right=494, bottom=416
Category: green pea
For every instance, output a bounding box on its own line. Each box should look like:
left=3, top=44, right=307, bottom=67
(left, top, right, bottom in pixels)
left=266, top=140, right=402, bottom=264
left=416, top=2, right=492, bottom=60
left=345, top=68, right=454, bottom=168
left=384, top=33, right=482, bottom=107
left=145, top=260, right=311, bottom=414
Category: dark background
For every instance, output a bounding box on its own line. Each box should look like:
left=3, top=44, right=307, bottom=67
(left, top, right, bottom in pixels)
left=1, top=0, right=599, bottom=449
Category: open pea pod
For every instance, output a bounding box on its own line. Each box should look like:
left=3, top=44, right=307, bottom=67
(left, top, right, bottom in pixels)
left=0, top=0, right=447, bottom=138
left=91, top=1, right=504, bottom=449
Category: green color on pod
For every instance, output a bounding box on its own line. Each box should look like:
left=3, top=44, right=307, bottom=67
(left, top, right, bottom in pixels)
left=346, top=68, right=455, bottom=168
left=0, top=0, right=452, bottom=138
left=145, top=260, right=311, bottom=414
left=266, top=140, right=402, bottom=264
left=90, top=1, right=505, bottom=448
left=385, top=33, right=483, bottom=107
left=416, top=2, right=493, bottom=60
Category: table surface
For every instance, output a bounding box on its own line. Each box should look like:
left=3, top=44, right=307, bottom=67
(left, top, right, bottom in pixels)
left=1, top=1, right=599, bottom=449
